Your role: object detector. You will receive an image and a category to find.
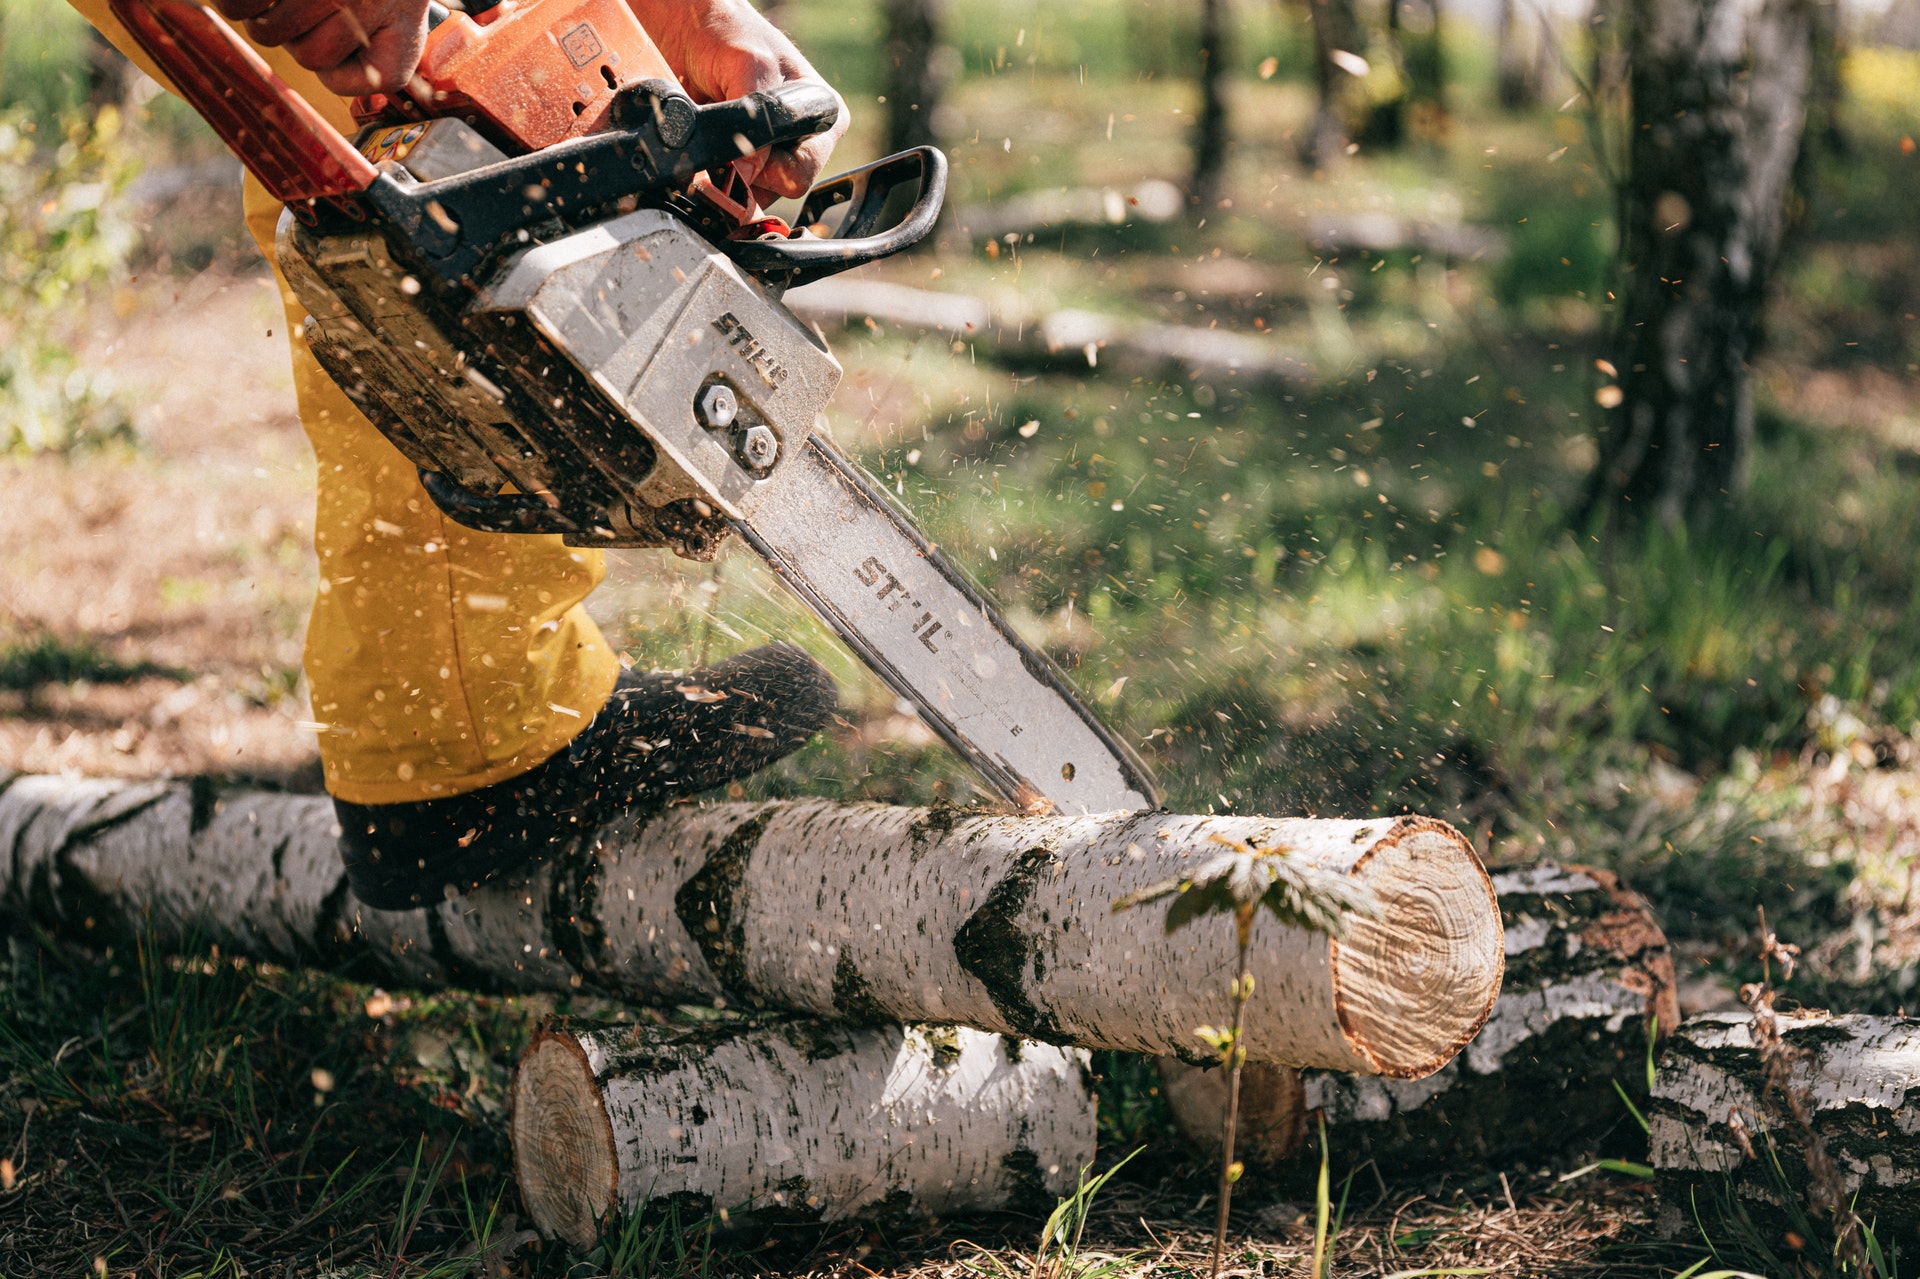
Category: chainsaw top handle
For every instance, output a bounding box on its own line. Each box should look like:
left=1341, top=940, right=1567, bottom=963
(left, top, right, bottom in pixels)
left=109, top=0, right=941, bottom=289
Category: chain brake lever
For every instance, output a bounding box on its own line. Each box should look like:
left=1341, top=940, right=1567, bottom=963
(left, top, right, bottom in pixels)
left=724, top=147, right=948, bottom=291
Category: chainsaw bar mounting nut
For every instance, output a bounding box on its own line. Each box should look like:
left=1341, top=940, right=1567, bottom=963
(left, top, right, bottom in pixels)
left=696, top=382, right=738, bottom=429
left=739, top=424, right=779, bottom=471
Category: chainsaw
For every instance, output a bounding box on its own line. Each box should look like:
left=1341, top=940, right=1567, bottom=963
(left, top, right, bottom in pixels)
left=109, top=0, right=1158, bottom=815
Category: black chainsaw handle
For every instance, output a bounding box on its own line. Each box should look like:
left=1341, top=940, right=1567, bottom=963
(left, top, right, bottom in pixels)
left=725, top=147, right=947, bottom=290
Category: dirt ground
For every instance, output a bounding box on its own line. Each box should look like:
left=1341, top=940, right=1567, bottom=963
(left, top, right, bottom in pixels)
left=0, top=254, right=325, bottom=787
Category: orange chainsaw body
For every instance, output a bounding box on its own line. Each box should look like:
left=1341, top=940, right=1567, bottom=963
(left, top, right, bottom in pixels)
left=353, top=0, right=773, bottom=230
left=354, top=0, right=679, bottom=152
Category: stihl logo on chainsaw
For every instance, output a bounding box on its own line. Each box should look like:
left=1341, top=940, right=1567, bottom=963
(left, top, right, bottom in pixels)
left=712, top=312, right=788, bottom=388
left=854, top=556, right=942, bottom=653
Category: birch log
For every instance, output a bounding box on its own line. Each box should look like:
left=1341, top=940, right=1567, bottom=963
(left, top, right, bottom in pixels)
left=1650, top=1011, right=1920, bottom=1236
left=1159, top=863, right=1676, bottom=1175
left=0, top=772, right=1502, bottom=1075
left=513, top=1018, right=1094, bottom=1248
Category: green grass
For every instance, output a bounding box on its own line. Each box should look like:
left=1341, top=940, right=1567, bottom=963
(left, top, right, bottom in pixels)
left=0, top=632, right=183, bottom=692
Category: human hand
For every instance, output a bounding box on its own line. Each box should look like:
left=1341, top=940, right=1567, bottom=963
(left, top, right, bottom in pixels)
left=628, top=0, right=849, bottom=207
left=212, top=0, right=431, bottom=96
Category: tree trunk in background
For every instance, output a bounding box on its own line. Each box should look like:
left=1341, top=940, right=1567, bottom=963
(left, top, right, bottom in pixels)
left=513, top=1019, right=1094, bottom=1247
left=1587, top=0, right=1815, bottom=525
left=0, top=774, right=1504, bottom=1078
left=1364, top=0, right=1447, bottom=148
left=1192, top=0, right=1232, bottom=213
left=1496, top=0, right=1540, bottom=110
left=881, top=0, right=950, bottom=156
left=1803, top=0, right=1847, bottom=161
left=1158, top=863, right=1679, bottom=1181
left=1302, top=0, right=1363, bottom=167
left=1402, top=0, right=1447, bottom=127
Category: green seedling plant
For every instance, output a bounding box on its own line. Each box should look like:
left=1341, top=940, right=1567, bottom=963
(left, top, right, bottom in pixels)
left=1113, top=834, right=1380, bottom=1279
left=958, top=1148, right=1141, bottom=1279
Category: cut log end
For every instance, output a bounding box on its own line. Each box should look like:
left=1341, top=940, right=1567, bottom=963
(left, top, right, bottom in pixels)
left=1332, top=817, right=1504, bottom=1078
left=1163, top=861, right=1677, bottom=1177
left=512, top=1032, right=618, bottom=1246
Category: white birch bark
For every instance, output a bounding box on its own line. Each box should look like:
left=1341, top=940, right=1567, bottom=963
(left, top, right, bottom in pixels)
left=1650, top=1011, right=1920, bottom=1237
left=1159, top=863, right=1677, bottom=1173
left=0, top=772, right=1502, bottom=1076
left=513, top=1018, right=1094, bottom=1248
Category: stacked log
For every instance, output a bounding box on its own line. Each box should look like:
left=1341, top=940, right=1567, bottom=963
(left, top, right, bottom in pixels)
left=0, top=773, right=1504, bottom=1076
left=1159, top=863, right=1676, bottom=1176
left=513, top=1018, right=1094, bottom=1247
left=1649, top=1011, right=1920, bottom=1238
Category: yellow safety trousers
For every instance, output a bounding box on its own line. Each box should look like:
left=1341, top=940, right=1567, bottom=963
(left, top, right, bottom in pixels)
left=69, top=0, right=621, bottom=804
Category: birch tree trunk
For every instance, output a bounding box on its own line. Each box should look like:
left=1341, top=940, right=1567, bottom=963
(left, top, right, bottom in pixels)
left=1650, top=1011, right=1920, bottom=1239
left=513, top=1018, right=1094, bottom=1248
left=1587, top=0, right=1816, bottom=524
left=1158, top=863, right=1676, bottom=1176
left=0, top=773, right=1503, bottom=1078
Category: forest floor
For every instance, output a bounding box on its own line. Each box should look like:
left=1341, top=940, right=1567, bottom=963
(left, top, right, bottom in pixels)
left=8, top=22, right=1920, bottom=1279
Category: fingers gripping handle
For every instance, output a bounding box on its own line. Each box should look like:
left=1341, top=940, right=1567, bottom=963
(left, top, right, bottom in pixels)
left=108, top=0, right=375, bottom=204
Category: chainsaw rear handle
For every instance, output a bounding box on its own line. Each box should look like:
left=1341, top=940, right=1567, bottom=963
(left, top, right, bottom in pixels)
left=727, top=147, right=948, bottom=290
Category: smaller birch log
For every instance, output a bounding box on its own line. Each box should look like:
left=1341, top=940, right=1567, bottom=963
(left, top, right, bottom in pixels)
left=512, top=1018, right=1094, bottom=1248
left=1649, top=1011, right=1920, bottom=1237
left=1158, top=863, right=1677, bottom=1175
left=0, top=774, right=1503, bottom=1077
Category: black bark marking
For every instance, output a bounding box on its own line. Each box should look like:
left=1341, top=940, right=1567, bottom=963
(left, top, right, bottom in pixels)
left=52, top=839, right=135, bottom=945
left=20, top=784, right=173, bottom=940
left=673, top=813, right=769, bottom=1002
left=954, top=848, right=1068, bottom=1043
left=189, top=776, right=220, bottom=834
left=310, top=873, right=355, bottom=963
left=548, top=843, right=610, bottom=983
left=423, top=902, right=506, bottom=994
left=774, top=1017, right=857, bottom=1063
left=830, top=951, right=893, bottom=1026
left=270, top=836, right=290, bottom=882
left=906, top=803, right=964, bottom=851
left=997, top=1147, right=1052, bottom=1212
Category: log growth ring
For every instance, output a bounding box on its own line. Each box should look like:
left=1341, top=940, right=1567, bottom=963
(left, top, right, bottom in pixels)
left=1332, top=817, right=1504, bottom=1079
left=512, top=1031, right=619, bottom=1245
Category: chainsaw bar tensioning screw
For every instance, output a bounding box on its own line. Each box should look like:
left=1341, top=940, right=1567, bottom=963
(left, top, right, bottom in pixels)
left=697, top=383, right=738, bottom=429
left=739, top=424, right=779, bottom=471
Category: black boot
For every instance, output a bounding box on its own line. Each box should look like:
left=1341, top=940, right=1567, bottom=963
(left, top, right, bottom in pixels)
left=334, top=642, right=837, bottom=910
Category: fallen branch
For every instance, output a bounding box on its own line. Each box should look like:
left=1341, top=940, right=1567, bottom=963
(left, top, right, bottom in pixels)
left=1650, top=1010, right=1920, bottom=1239
left=513, top=1017, right=1093, bottom=1247
left=0, top=773, right=1502, bottom=1077
left=1158, top=863, right=1676, bottom=1175
left=784, top=278, right=1314, bottom=389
